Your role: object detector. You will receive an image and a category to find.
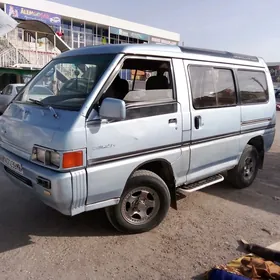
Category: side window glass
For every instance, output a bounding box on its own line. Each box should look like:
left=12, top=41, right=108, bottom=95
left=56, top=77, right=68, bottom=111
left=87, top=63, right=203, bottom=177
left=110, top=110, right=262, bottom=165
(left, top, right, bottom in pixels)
left=189, top=66, right=216, bottom=108
left=124, top=60, right=173, bottom=103
left=103, top=59, right=174, bottom=104
left=237, top=70, right=268, bottom=104
left=8, top=86, right=13, bottom=95
left=102, top=58, right=176, bottom=119
left=3, top=86, right=12, bottom=95
left=189, top=65, right=237, bottom=109
left=214, top=69, right=237, bottom=106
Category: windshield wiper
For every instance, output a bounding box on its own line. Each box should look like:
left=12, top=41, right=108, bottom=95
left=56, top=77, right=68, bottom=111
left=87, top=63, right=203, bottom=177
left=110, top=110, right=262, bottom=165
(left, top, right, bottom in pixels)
left=29, top=98, right=58, bottom=119
left=29, top=98, right=44, bottom=106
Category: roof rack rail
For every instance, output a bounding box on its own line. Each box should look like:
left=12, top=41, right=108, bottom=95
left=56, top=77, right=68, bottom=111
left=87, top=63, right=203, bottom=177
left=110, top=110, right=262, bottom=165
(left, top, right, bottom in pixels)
left=179, top=46, right=259, bottom=62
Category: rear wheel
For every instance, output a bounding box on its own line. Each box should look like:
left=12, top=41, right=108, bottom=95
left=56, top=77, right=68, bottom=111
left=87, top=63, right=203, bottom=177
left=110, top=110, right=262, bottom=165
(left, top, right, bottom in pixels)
left=227, top=144, right=259, bottom=189
left=105, top=170, right=171, bottom=234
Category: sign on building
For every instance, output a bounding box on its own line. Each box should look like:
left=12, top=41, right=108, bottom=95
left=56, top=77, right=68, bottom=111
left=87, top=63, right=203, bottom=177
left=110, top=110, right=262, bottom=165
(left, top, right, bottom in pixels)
left=149, top=36, right=178, bottom=46
left=110, top=27, right=149, bottom=41
left=5, top=4, right=61, bottom=27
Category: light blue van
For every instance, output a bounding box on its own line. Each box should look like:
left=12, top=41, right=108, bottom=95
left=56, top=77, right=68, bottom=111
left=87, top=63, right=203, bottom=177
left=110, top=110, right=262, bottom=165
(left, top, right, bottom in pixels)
left=0, top=45, right=276, bottom=233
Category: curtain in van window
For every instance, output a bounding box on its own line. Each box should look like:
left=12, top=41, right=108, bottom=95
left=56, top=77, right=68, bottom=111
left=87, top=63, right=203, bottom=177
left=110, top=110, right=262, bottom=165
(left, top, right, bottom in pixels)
left=189, top=65, right=236, bottom=109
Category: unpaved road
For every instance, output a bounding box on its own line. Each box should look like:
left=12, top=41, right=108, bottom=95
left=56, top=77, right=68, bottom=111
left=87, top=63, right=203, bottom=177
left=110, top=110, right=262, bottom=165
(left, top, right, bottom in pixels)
left=1, top=115, right=280, bottom=280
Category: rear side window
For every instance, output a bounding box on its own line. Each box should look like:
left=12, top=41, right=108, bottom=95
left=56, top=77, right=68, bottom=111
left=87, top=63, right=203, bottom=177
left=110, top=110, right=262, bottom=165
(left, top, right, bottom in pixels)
left=237, top=70, right=268, bottom=104
left=189, top=65, right=236, bottom=109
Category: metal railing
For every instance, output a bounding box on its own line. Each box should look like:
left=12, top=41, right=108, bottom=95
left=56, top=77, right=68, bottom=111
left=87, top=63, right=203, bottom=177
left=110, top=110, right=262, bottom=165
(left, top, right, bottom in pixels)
left=0, top=37, right=31, bottom=67
left=0, top=28, right=61, bottom=68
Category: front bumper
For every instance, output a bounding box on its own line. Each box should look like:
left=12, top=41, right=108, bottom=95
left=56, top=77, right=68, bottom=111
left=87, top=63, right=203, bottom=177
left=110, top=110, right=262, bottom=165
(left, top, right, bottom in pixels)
left=0, top=147, right=87, bottom=216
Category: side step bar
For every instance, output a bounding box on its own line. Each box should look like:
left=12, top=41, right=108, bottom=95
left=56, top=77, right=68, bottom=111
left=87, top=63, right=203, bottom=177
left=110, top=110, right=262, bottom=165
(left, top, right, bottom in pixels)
left=177, top=174, right=224, bottom=194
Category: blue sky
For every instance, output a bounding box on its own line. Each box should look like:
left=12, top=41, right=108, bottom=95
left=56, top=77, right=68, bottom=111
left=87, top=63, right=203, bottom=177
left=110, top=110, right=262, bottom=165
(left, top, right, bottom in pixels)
left=52, top=0, right=280, bottom=62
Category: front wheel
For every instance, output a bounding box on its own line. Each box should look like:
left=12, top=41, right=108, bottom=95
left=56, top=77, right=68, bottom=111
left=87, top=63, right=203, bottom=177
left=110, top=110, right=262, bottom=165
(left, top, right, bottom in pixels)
left=105, top=170, right=171, bottom=234
left=227, top=144, right=259, bottom=189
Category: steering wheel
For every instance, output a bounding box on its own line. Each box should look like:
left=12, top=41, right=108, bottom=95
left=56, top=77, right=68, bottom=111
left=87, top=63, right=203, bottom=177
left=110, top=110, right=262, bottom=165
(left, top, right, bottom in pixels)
left=59, top=78, right=86, bottom=95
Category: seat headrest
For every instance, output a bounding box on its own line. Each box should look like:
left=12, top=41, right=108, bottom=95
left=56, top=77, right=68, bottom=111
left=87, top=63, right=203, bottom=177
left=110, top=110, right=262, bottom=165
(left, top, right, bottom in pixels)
left=146, top=75, right=169, bottom=90
left=114, top=78, right=129, bottom=99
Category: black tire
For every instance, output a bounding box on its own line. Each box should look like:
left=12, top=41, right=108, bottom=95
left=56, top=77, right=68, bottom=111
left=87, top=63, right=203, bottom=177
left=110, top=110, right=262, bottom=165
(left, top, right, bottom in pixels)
left=105, top=170, right=171, bottom=234
left=227, top=144, right=259, bottom=189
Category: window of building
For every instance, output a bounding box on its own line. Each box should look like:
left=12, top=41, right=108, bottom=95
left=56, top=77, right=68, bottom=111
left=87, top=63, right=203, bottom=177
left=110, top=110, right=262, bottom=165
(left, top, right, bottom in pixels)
left=189, top=65, right=237, bottom=109
left=139, top=39, right=148, bottom=44
left=17, top=28, right=23, bottom=41
left=86, top=34, right=94, bottom=46
left=119, top=35, right=128, bottom=44
left=85, top=24, right=94, bottom=34
left=129, top=37, right=138, bottom=44
left=61, top=20, right=71, bottom=30
left=63, top=30, right=72, bottom=46
left=110, top=34, right=118, bottom=44
left=237, top=70, right=268, bottom=104
left=73, top=21, right=84, bottom=32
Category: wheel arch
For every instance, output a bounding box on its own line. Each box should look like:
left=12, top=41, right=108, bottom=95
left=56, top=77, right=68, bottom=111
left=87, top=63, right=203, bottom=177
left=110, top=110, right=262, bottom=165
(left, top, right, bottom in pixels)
left=125, top=158, right=177, bottom=210
left=247, top=135, right=264, bottom=169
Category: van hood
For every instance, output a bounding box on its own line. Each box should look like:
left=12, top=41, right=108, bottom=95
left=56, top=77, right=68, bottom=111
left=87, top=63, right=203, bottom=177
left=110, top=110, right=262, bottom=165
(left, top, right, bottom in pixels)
left=0, top=103, right=86, bottom=157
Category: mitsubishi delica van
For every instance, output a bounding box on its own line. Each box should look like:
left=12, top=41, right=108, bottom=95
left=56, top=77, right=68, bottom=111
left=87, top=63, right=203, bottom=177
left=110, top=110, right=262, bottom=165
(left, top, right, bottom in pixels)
left=0, top=44, right=276, bottom=233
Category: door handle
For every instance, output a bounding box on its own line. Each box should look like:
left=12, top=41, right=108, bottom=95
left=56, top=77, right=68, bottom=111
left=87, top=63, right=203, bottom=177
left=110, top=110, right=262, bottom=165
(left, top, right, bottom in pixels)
left=168, top=118, right=177, bottom=124
left=194, top=116, right=201, bottom=129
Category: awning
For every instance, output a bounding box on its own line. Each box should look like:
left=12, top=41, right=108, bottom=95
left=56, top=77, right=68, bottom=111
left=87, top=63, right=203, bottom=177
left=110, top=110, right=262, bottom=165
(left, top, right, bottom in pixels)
left=0, top=67, right=39, bottom=75
left=18, top=20, right=71, bottom=53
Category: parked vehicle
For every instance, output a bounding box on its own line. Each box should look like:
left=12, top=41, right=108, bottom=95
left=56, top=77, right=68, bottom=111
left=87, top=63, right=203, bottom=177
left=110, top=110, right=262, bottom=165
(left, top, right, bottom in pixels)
left=28, top=85, right=55, bottom=101
left=0, top=83, right=54, bottom=114
left=0, top=45, right=276, bottom=233
left=0, top=83, right=25, bottom=113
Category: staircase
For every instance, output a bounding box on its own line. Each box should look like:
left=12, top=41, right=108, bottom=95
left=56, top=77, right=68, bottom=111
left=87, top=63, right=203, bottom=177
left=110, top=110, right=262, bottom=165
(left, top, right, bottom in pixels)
left=0, top=26, right=63, bottom=69
left=0, top=38, right=31, bottom=68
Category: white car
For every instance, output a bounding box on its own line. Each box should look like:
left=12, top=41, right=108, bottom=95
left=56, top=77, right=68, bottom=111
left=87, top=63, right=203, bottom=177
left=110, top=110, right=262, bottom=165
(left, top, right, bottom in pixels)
left=0, top=83, right=54, bottom=113
left=27, top=85, right=54, bottom=101
left=0, top=83, right=25, bottom=113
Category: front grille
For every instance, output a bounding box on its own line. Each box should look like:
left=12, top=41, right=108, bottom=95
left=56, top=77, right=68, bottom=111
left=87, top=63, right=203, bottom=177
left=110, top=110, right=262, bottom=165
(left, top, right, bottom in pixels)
left=4, top=166, right=33, bottom=187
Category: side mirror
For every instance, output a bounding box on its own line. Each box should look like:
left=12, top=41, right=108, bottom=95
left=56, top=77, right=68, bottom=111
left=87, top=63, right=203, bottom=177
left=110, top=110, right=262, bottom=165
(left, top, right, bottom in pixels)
left=0, top=91, right=3, bottom=95
left=100, top=98, right=126, bottom=120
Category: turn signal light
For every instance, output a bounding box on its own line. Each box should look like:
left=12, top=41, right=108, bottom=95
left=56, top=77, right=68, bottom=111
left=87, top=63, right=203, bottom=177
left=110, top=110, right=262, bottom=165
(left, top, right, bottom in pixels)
left=62, top=151, right=83, bottom=169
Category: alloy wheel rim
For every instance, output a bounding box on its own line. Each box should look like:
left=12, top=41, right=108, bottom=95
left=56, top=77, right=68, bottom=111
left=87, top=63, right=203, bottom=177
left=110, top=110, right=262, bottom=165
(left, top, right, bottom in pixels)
left=121, top=186, right=160, bottom=225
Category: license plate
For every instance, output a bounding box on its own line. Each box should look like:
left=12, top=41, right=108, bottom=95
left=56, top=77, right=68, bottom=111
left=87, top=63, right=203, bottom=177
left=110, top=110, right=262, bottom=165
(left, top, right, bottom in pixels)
left=2, top=156, right=23, bottom=174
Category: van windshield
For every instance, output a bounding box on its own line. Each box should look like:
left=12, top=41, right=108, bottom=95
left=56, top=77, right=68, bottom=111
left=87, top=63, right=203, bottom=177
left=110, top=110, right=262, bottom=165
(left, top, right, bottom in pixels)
left=15, top=54, right=115, bottom=111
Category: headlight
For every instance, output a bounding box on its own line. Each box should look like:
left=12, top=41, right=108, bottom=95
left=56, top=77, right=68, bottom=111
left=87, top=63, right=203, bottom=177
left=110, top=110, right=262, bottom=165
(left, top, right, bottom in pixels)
left=50, top=151, right=60, bottom=167
left=32, top=147, right=46, bottom=163
left=32, top=147, right=60, bottom=167
left=31, top=145, right=83, bottom=170
left=37, top=148, right=46, bottom=163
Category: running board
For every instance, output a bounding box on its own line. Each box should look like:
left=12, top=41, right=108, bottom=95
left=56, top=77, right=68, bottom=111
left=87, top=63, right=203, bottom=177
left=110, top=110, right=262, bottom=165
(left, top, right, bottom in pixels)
left=177, top=174, right=224, bottom=194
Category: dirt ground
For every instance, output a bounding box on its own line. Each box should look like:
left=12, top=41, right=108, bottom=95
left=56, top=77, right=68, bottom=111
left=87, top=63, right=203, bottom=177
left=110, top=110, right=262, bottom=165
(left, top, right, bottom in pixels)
left=0, top=115, right=280, bottom=280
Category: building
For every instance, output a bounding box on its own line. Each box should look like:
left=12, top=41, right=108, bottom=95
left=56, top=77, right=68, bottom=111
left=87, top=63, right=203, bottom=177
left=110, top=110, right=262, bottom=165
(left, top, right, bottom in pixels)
left=267, top=62, right=280, bottom=87
left=0, top=0, right=180, bottom=88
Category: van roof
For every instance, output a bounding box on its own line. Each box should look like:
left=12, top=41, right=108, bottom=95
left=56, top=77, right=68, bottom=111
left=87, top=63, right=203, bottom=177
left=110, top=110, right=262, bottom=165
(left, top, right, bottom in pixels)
left=58, top=44, right=264, bottom=66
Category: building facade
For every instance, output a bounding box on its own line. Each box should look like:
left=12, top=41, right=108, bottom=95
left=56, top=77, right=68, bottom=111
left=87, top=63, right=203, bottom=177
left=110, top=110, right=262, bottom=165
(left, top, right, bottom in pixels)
left=267, top=62, right=280, bottom=87
left=0, top=0, right=180, bottom=87
left=1, top=0, right=180, bottom=48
